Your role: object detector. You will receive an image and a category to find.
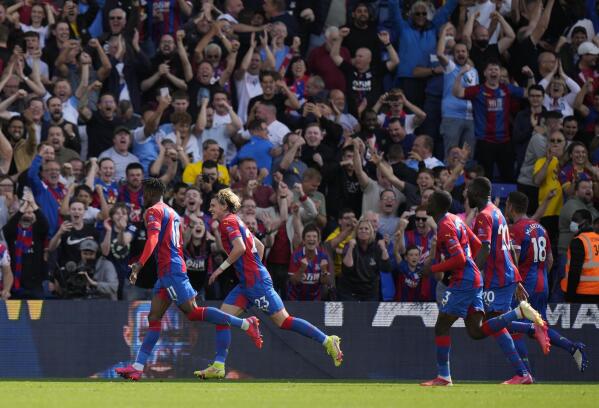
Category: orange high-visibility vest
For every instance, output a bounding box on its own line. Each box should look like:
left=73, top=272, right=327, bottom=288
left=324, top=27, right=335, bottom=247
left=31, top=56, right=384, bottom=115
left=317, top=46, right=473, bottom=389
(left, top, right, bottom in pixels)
left=562, top=231, right=599, bottom=295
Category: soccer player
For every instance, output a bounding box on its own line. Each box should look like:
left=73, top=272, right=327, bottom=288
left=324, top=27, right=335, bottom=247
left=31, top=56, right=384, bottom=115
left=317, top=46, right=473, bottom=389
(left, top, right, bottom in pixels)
left=115, top=179, right=262, bottom=381
left=421, top=190, right=545, bottom=386
left=194, top=188, right=343, bottom=379
left=505, top=192, right=588, bottom=372
left=468, top=176, right=549, bottom=384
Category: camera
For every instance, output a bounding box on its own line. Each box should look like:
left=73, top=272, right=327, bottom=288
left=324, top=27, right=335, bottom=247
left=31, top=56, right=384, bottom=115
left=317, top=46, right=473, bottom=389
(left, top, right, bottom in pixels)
left=201, top=174, right=211, bottom=183
left=57, top=261, right=94, bottom=298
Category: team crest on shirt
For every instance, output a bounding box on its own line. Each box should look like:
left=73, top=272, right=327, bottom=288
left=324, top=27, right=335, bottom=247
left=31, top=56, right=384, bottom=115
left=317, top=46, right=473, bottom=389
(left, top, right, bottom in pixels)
left=148, top=214, right=156, bottom=222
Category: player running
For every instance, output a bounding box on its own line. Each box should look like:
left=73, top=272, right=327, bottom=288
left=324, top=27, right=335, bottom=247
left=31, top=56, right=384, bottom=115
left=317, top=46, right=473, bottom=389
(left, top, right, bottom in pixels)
left=194, top=188, right=343, bottom=379
left=421, top=190, right=545, bottom=386
left=468, top=177, right=550, bottom=384
left=505, top=192, right=588, bottom=372
left=115, top=179, right=262, bottom=381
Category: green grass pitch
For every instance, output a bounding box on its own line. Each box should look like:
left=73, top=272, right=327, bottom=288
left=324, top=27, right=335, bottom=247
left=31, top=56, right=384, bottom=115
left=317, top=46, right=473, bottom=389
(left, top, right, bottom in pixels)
left=2, top=381, right=598, bottom=408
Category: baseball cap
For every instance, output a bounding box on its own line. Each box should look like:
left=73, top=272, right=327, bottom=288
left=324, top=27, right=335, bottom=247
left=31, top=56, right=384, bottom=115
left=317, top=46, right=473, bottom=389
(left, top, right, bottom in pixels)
left=578, top=41, right=599, bottom=56
left=113, top=126, right=132, bottom=136
left=80, top=239, right=99, bottom=252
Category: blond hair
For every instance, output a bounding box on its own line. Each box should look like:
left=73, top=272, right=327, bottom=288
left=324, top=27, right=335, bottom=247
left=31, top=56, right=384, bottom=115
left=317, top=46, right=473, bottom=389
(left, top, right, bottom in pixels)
left=215, top=188, right=242, bottom=213
left=354, top=218, right=376, bottom=245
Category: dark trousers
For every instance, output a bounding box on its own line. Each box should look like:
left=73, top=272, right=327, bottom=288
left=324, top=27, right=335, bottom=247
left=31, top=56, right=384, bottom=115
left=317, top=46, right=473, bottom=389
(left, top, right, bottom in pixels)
left=475, top=140, right=515, bottom=182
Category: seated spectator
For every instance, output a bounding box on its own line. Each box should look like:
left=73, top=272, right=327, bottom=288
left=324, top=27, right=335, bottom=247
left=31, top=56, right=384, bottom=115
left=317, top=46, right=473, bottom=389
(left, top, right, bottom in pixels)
left=77, top=238, right=119, bottom=301
left=338, top=218, right=390, bottom=301
left=287, top=224, right=331, bottom=301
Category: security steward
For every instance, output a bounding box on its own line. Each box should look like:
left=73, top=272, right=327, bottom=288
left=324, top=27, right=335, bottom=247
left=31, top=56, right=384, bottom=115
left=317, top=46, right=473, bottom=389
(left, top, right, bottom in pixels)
left=562, top=209, right=599, bottom=303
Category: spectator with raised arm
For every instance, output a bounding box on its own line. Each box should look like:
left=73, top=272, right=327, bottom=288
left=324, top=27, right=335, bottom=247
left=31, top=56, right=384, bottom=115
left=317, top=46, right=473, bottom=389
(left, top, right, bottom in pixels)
left=389, top=0, right=459, bottom=107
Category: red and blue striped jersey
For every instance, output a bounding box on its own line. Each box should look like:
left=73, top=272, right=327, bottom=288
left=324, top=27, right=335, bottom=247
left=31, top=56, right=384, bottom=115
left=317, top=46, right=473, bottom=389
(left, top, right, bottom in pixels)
left=145, top=202, right=186, bottom=277
left=464, top=83, right=524, bottom=143
left=475, top=203, right=521, bottom=289
left=436, top=213, right=482, bottom=289
left=404, top=229, right=435, bottom=262
left=510, top=218, right=550, bottom=295
left=219, top=214, right=270, bottom=288
left=287, top=246, right=328, bottom=300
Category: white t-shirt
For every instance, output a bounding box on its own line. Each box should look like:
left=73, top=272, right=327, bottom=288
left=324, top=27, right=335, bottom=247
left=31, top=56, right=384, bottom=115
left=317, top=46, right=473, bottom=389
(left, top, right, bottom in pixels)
left=235, top=72, right=262, bottom=123
left=267, top=120, right=290, bottom=148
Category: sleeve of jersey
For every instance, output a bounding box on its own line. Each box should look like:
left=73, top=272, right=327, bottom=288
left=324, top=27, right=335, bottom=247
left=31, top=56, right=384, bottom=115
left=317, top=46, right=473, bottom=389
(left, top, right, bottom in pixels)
left=138, top=209, right=160, bottom=266
left=474, top=213, right=492, bottom=244
left=221, top=217, right=242, bottom=242
left=463, top=85, right=480, bottom=100
left=431, top=225, right=466, bottom=273
left=466, top=225, right=482, bottom=257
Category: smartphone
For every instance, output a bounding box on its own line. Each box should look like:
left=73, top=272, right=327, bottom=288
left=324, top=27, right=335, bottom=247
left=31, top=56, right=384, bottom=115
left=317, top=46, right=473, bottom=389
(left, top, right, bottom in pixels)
left=160, top=87, right=170, bottom=97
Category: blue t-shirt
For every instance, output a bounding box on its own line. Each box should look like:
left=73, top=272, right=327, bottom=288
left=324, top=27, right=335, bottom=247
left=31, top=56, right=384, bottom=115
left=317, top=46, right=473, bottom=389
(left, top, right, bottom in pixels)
left=442, top=60, right=478, bottom=120
left=231, top=136, right=274, bottom=185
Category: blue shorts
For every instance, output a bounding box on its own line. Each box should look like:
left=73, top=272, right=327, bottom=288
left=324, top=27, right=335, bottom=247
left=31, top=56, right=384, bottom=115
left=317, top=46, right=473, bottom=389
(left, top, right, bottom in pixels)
left=224, top=277, right=285, bottom=316
left=511, top=290, right=548, bottom=321
left=483, top=283, right=516, bottom=313
left=153, top=272, right=197, bottom=306
left=439, top=286, right=484, bottom=319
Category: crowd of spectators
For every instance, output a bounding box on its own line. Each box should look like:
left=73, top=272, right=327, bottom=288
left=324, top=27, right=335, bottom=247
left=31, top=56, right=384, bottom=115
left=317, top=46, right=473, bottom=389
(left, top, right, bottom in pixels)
left=0, top=0, right=598, bottom=303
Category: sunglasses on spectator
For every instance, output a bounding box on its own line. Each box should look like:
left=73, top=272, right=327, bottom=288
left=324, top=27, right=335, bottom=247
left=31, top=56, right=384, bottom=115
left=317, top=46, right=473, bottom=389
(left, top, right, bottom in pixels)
left=550, top=138, right=565, bottom=143
left=415, top=217, right=428, bottom=222
left=413, top=12, right=427, bottom=16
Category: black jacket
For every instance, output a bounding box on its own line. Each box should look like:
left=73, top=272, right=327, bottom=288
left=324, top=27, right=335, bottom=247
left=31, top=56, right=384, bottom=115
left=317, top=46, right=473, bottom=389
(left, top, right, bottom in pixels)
left=3, top=210, right=49, bottom=292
